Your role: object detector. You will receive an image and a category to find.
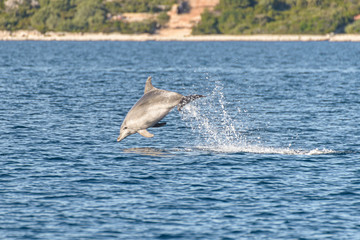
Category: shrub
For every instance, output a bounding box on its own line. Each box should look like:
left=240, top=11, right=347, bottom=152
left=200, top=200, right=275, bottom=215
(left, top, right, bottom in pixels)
left=192, top=9, right=220, bottom=34
left=157, top=12, right=169, bottom=26
left=345, top=20, right=360, bottom=33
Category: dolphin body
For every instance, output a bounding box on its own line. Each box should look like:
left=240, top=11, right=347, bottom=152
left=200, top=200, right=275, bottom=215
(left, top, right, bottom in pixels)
left=117, top=77, right=204, bottom=142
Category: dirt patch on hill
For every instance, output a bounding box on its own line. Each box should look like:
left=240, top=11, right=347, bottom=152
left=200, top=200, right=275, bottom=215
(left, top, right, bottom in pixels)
left=157, top=0, right=219, bottom=37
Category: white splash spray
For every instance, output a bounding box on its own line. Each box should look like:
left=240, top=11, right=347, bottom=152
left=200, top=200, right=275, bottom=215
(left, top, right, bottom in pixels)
left=181, top=83, right=336, bottom=155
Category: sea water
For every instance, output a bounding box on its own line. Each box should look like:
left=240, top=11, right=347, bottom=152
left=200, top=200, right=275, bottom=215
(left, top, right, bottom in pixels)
left=1, top=41, right=360, bottom=239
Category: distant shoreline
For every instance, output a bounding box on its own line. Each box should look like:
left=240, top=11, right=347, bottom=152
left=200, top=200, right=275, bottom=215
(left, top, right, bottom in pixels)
left=1, top=30, right=360, bottom=42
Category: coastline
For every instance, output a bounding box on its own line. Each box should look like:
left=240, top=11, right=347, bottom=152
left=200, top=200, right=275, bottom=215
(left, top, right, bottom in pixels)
left=1, top=30, right=360, bottom=42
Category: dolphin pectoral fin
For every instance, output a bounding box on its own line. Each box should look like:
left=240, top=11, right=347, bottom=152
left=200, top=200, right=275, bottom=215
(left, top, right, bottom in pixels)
left=138, top=129, right=154, bottom=138
left=152, top=122, right=166, bottom=128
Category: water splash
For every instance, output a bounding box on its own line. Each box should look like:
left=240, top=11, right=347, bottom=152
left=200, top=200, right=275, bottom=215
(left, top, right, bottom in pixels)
left=181, top=83, right=336, bottom=155
left=182, top=84, right=244, bottom=144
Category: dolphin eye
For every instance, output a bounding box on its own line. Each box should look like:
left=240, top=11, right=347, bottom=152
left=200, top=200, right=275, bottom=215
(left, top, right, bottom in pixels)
left=123, top=127, right=127, bottom=130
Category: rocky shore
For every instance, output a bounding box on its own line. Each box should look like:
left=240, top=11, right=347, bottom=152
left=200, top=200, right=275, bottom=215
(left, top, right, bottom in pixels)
left=1, top=30, right=360, bottom=42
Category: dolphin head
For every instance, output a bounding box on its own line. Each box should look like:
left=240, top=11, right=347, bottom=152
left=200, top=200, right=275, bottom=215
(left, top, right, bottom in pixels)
left=117, top=122, right=135, bottom=142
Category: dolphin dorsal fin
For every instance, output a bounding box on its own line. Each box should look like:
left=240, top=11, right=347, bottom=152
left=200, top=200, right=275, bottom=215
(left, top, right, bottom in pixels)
left=144, top=76, right=156, bottom=94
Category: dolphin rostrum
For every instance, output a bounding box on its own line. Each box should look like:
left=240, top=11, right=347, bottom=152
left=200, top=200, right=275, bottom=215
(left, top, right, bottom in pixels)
left=117, top=76, right=204, bottom=142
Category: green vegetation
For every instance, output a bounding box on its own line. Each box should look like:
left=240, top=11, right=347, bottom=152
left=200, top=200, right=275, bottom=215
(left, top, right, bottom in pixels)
left=193, top=0, right=360, bottom=34
left=0, top=0, right=175, bottom=33
left=156, top=11, right=170, bottom=26
left=105, top=0, right=175, bottom=14
left=345, top=20, right=360, bottom=33
left=2, top=0, right=360, bottom=34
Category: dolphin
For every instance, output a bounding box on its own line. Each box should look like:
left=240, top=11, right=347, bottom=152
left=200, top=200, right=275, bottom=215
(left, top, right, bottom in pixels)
left=117, top=76, right=204, bottom=142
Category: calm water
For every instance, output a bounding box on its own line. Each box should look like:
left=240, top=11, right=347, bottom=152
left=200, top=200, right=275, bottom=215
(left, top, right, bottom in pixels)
left=1, top=41, right=360, bottom=239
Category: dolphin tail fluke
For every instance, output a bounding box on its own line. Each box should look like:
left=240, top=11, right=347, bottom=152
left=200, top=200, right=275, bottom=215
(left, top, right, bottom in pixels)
left=177, top=95, right=205, bottom=111
left=138, top=129, right=154, bottom=138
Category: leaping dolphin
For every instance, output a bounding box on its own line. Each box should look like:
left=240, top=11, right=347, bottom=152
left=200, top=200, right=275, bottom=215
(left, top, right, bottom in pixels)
left=117, top=76, right=204, bottom=142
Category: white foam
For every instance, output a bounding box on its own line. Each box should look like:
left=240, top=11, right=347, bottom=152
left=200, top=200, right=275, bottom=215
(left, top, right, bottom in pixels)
left=181, top=83, right=337, bottom=156
left=194, top=144, right=337, bottom=155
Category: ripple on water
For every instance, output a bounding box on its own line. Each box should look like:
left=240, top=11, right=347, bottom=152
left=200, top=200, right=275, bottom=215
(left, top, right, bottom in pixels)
left=0, top=41, right=359, bottom=240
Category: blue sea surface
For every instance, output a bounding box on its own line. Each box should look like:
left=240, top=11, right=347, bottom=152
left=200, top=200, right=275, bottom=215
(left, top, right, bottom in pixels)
left=1, top=41, right=360, bottom=239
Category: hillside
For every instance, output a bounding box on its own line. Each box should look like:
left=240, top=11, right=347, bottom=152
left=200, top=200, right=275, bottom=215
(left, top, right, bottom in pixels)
left=0, top=0, right=176, bottom=33
left=1, top=0, right=360, bottom=35
left=193, top=0, right=360, bottom=34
